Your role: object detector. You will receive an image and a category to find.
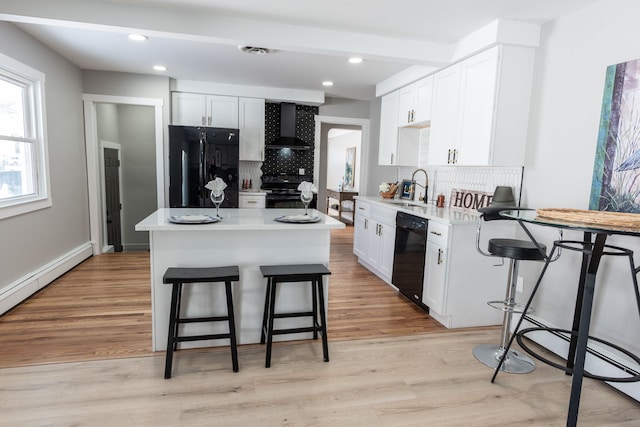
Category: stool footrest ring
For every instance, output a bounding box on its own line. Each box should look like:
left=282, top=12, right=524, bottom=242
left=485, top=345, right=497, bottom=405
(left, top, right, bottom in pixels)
left=487, top=300, right=534, bottom=314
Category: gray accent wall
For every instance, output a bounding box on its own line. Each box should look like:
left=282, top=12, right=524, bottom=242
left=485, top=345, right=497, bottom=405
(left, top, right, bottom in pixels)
left=0, top=22, right=89, bottom=295
left=96, top=104, right=157, bottom=251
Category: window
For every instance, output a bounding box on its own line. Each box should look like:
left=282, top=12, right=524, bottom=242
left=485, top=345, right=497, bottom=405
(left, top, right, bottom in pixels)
left=0, top=53, right=50, bottom=219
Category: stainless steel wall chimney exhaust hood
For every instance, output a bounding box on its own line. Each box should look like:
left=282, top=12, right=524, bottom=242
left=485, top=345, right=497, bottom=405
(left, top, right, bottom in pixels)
left=266, top=102, right=312, bottom=150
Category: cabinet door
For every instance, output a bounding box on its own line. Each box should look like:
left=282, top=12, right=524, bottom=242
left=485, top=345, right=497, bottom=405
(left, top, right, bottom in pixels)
left=428, top=64, right=461, bottom=165
left=208, top=95, right=239, bottom=128
left=456, top=47, right=499, bottom=165
left=423, top=241, right=447, bottom=314
left=171, top=92, right=207, bottom=126
left=397, top=84, right=415, bottom=126
left=238, top=98, right=265, bottom=161
left=353, top=214, right=371, bottom=259
left=378, top=91, right=400, bottom=165
left=414, top=76, right=433, bottom=123
left=377, top=221, right=396, bottom=280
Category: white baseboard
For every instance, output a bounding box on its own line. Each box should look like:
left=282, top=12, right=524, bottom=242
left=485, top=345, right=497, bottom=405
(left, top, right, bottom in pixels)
left=515, top=313, right=639, bottom=402
left=0, top=242, right=94, bottom=315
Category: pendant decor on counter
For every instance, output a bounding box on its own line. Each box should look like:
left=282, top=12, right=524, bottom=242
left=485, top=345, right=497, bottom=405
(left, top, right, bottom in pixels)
left=590, top=58, right=640, bottom=213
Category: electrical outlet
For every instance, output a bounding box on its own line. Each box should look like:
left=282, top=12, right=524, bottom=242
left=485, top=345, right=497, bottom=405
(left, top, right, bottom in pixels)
left=517, top=276, right=524, bottom=293
left=298, top=168, right=305, bottom=175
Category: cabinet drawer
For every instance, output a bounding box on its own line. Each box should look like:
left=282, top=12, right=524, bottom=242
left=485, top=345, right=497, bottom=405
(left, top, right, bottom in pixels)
left=370, top=203, right=396, bottom=224
left=354, top=200, right=370, bottom=218
left=239, top=194, right=265, bottom=209
left=427, top=221, right=449, bottom=246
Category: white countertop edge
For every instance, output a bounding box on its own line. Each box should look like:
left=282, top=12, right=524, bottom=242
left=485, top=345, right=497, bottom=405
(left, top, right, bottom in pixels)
left=354, top=196, right=481, bottom=224
left=135, top=208, right=346, bottom=231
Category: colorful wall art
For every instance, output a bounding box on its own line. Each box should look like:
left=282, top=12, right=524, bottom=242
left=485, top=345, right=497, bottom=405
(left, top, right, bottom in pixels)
left=590, top=59, right=640, bottom=212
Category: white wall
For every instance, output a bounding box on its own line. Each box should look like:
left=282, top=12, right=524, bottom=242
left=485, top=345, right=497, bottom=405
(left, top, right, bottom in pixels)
left=521, top=0, right=640, bottom=355
left=327, top=130, right=361, bottom=190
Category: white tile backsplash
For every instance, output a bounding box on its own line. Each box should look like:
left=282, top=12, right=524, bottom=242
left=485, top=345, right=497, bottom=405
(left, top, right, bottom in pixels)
left=397, top=165, right=524, bottom=206
left=239, top=161, right=263, bottom=190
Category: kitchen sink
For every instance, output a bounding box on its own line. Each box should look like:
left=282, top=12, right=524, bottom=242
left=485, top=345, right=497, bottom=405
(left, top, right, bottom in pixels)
left=383, top=200, right=418, bottom=207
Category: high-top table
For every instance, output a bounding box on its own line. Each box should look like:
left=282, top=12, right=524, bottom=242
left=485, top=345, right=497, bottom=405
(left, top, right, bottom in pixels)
left=135, top=208, right=344, bottom=351
left=496, top=209, right=640, bottom=427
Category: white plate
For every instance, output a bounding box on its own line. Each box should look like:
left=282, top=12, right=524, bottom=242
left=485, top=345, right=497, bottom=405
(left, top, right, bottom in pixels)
left=168, top=215, right=220, bottom=224
left=275, top=215, right=321, bottom=223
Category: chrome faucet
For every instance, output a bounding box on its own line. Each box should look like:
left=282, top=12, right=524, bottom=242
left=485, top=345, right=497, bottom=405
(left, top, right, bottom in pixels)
left=411, top=168, right=429, bottom=203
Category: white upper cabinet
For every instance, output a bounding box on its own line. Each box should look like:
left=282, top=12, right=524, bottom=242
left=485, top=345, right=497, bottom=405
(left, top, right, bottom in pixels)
left=207, top=95, right=239, bottom=128
left=171, top=92, right=238, bottom=128
left=238, top=97, right=265, bottom=161
left=428, top=45, right=535, bottom=166
left=429, top=63, right=462, bottom=165
left=397, top=75, right=433, bottom=126
left=378, top=90, right=400, bottom=165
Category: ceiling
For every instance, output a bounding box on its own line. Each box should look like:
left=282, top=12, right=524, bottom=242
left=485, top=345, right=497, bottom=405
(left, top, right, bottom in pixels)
left=1, top=0, right=598, bottom=101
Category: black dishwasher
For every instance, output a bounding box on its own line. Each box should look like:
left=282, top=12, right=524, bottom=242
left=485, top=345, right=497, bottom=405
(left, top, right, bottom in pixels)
left=392, top=211, right=428, bottom=308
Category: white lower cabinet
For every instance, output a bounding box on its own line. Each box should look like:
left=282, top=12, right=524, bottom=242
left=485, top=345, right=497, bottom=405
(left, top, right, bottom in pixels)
left=422, top=222, right=448, bottom=314
left=422, top=220, right=512, bottom=328
left=353, top=200, right=396, bottom=283
left=354, top=198, right=513, bottom=329
left=239, top=193, right=265, bottom=209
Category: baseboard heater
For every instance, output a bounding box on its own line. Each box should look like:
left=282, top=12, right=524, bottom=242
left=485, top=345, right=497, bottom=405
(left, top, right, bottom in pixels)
left=514, top=313, right=639, bottom=401
left=0, top=242, right=93, bottom=315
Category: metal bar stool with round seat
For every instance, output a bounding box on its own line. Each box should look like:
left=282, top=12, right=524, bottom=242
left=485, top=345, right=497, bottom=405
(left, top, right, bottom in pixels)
left=259, top=264, right=331, bottom=368
left=163, top=266, right=240, bottom=379
left=473, top=206, right=549, bottom=374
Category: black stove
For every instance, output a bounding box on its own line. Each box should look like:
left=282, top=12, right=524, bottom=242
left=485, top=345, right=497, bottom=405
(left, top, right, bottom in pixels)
left=262, top=174, right=317, bottom=208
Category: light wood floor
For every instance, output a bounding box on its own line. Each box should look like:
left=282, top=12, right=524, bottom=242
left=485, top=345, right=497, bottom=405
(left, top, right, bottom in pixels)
left=1, top=227, right=638, bottom=425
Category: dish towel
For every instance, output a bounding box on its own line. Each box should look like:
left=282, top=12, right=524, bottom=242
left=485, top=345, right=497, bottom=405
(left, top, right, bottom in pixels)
left=205, top=177, right=227, bottom=195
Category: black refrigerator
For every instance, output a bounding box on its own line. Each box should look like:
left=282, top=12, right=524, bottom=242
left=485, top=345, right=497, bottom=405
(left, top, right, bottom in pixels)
left=168, top=125, right=239, bottom=208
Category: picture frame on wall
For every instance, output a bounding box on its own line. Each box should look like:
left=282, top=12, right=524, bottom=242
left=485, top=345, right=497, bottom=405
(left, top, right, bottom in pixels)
left=345, top=147, right=356, bottom=189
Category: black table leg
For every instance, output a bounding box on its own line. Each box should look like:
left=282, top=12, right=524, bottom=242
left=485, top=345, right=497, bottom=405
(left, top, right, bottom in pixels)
left=566, top=233, right=606, bottom=427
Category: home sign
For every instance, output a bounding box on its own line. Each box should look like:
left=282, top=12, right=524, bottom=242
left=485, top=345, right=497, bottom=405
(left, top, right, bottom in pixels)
left=449, top=188, right=493, bottom=210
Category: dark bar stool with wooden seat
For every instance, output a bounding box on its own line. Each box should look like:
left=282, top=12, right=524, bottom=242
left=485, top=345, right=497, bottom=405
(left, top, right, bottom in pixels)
left=163, top=266, right=239, bottom=379
left=259, top=264, right=331, bottom=368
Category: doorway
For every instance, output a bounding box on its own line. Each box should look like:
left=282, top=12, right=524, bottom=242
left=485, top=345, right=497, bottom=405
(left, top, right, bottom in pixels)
left=83, top=95, right=164, bottom=255
left=313, top=115, right=370, bottom=213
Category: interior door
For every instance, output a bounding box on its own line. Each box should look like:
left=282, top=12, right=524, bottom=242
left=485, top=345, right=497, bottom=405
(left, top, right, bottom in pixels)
left=104, top=147, right=123, bottom=252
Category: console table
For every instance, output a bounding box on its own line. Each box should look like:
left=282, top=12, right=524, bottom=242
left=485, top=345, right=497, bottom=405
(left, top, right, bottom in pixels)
left=326, top=188, right=358, bottom=224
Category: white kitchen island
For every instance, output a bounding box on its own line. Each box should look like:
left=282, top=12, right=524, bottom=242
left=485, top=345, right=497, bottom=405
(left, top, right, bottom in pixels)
left=135, top=208, right=345, bottom=351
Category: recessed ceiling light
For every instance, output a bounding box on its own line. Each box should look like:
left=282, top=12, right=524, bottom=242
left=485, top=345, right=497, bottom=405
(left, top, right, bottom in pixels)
left=348, top=57, right=363, bottom=64
left=128, top=34, right=148, bottom=42
left=322, top=81, right=334, bottom=87
left=153, top=65, right=167, bottom=72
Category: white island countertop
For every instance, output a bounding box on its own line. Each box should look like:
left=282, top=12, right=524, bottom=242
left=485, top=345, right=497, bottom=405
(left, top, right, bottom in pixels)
left=136, top=208, right=345, bottom=231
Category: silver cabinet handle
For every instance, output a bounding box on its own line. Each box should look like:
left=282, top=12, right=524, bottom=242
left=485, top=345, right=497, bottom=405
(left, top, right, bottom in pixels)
left=247, top=200, right=257, bottom=204
left=364, top=218, right=368, bottom=229
left=430, top=231, right=442, bottom=236
left=437, top=248, right=443, bottom=265
left=390, top=153, right=394, bottom=164
left=201, top=116, right=206, bottom=126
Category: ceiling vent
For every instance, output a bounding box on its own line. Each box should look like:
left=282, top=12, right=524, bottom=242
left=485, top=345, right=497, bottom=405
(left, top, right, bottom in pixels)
left=238, top=45, right=273, bottom=55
